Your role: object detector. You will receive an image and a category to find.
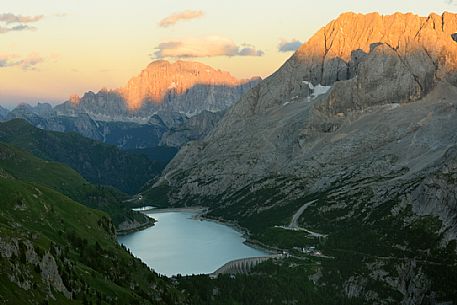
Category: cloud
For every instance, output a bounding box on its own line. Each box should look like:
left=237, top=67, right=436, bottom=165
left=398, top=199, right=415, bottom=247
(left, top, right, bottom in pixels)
left=20, top=54, right=45, bottom=70
left=0, top=13, right=43, bottom=24
left=239, top=43, right=265, bottom=56
left=159, top=10, right=204, bottom=27
left=0, top=53, right=45, bottom=70
left=0, top=13, right=42, bottom=34
left=153, top=36, right=264, bottom=58
left=0, top=24, right=36, bottom=34
left=278, top=39, right=303, bottom=52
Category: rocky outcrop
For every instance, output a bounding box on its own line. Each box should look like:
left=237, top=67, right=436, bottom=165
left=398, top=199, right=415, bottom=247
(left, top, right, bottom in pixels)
left=39, top=252, right=72, bottom=299
left=0, top=237, right=71, bottom=299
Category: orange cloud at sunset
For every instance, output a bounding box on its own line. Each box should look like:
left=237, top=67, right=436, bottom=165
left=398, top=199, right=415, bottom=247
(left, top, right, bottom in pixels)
left=159, top=10, right=204, bottom=27
left=153, top=36, right=264, bottom=59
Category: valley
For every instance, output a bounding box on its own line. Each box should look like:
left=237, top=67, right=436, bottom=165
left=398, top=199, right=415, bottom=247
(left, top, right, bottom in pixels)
left=1, top=6, right=457, bottom=305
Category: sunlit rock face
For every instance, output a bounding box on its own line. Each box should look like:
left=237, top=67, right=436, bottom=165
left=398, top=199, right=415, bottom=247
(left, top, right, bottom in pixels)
left=224, top=12, right=457, bottom=116
left=55, top=60, right=260, bottom=123
left=120, top=60, right=250, bottom=110
left=159, top=11, right=457, bottom=208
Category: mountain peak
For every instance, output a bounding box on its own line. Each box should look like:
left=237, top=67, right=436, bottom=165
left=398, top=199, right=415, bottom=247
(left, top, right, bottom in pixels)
left=121, top=60, right=243, bottom=109
left=295, top=11, right=457, bottom=66
left=241, top=11, right=457, bottom=113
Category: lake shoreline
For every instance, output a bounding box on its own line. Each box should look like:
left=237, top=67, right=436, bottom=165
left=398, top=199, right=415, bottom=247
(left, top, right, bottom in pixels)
left=143, top=206, right=207, bottom=215
left=119, top=207, right=270, bottom=276
left=201, top=215, right=281, bottom=255
left=117, top=218, right=155, bottom=236
left=140, top=206, right=278, bottom=255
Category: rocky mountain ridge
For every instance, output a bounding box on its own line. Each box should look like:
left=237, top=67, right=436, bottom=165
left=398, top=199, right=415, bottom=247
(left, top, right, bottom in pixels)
left=55, top=60, right=259, bottom=123
left=161, top=11, right=457, bottom=198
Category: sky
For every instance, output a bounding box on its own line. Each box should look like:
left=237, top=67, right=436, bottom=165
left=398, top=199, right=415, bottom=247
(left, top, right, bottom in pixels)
left=0, top=0, right=455, bottom=108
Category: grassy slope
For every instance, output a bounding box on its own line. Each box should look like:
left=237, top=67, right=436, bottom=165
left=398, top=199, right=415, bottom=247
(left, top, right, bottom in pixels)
left=0, top=176, right=184, bottom=305
left=0, top=143, right=149, bottom=228
left=0, top=119, right=161, bottom=194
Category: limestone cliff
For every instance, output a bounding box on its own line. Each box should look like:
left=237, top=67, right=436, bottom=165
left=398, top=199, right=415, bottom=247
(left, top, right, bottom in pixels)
left=120, top=60, right=253, bottom=110
left=55, top=60, right=259, bottom=123
left=161, top=11, right=457, bottom=199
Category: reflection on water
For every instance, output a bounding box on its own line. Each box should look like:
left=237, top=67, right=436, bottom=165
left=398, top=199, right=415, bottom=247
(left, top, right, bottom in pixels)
left=118, top=210, right=268, bottom=276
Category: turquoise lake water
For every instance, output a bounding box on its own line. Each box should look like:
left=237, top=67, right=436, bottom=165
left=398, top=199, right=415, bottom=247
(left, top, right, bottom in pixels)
left=117, top=210, right=268, bottom=276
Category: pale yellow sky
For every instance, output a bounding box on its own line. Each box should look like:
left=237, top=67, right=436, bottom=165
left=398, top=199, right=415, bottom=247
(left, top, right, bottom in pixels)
left=0, top=0, right=454, bottom=107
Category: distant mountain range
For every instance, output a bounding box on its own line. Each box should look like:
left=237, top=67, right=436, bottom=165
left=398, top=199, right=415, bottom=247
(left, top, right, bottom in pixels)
left=2, top=60, right=260, bottom=150
left=57, top=60, right=259, bottom=121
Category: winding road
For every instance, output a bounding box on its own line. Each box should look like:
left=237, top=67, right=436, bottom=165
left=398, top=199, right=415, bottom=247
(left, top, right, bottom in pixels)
left=275, top=200, right=327, bottom=238
left=289, top=200, right=317, bottom=228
